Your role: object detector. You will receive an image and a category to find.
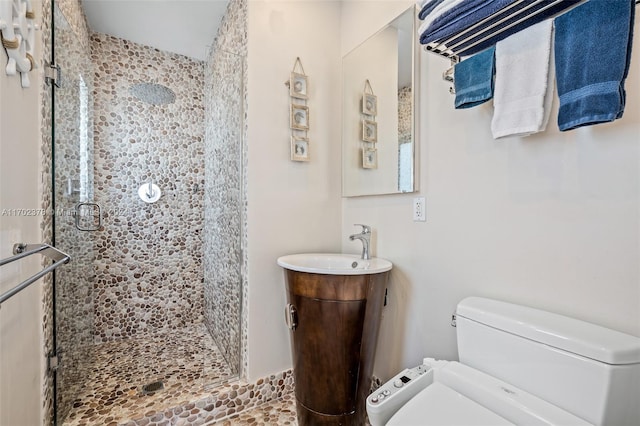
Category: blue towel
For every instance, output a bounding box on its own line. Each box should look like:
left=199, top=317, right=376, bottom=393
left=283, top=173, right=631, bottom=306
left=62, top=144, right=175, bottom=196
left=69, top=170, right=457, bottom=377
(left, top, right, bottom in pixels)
left=449, top=0, right=581, bottom=56
left=421, top=0, right=516, bottom=45
left=555, top=0, right=635, bottom=131
left=419, top=0, right=447, bottom=20
left=454, top=46, right=495, bottom=109
left=420, top=0, right=581, bottom=56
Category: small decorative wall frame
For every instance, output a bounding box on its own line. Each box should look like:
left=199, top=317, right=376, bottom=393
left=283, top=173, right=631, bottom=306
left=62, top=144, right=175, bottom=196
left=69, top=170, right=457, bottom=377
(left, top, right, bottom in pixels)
left=290, top=72, right=308, bottom=100
left=0, top=0, right=39, bottom=88
left=362, top=147, right=378, bottom=169
left=362, top=119, right=377, bottom=143
left=286, top=57, right=310, bottom=162
left=362, top=80, right=377, bottom=115
left=291, top=136, right=310, bottom=162
left=363, top=95, right=377, bottom=119
left=362, top=93, right=377, bottom=116
left=291, top=104, right=309, bottom=130
left=360, top=79, right=378, bottom=168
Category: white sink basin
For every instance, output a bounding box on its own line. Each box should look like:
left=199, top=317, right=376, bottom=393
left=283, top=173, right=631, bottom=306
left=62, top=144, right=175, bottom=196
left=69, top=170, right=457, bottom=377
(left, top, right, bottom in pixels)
left=277, top=253, right=392, bottom=275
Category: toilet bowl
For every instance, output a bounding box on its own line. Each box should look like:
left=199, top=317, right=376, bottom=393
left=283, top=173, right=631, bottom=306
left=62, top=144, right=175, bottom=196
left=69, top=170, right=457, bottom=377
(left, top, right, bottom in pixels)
left=367, top=297, right=640, bottom=426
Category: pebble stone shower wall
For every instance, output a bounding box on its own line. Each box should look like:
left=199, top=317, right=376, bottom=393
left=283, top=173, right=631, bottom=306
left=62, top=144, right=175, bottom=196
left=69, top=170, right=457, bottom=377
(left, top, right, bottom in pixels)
left=91, top=33, right=206, bottom=342
left=204, top=0, right=248, bottom=378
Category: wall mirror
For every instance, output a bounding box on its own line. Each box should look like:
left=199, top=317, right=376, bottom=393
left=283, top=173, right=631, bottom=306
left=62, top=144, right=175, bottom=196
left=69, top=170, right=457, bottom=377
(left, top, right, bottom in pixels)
left=342, top=6, right=418, bottom=197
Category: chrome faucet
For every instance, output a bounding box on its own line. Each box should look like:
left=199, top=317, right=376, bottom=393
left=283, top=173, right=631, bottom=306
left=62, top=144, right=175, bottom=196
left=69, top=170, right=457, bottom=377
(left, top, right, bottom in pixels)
left=349, top=224, right=371, bottom=260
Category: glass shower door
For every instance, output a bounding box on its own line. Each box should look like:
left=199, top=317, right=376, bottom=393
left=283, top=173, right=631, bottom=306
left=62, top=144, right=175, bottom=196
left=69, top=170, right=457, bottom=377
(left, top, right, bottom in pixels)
left=52, top=2, right=97, bottom=423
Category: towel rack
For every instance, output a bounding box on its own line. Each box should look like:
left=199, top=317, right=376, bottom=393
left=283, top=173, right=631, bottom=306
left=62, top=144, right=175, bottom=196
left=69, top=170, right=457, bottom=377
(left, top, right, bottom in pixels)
left=0, top=243, right=71, bottom=306
left=427, top=0, right=639, bottom=90
left=423, top=0, right=588, bottom=61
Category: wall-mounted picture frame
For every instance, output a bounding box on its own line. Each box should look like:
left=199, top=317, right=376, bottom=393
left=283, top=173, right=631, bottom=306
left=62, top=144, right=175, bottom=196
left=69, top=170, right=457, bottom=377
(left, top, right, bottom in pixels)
left=291, top=136, right=310, bottom=162
left=290, top=72, right=308, bottom=100
left=362, top=119, right=377, bottom=143
left=291, top=104, right=309, bottom=130
left=362, top=147, right=378, bottom=169
left=362, top=93, right=377, bottom=116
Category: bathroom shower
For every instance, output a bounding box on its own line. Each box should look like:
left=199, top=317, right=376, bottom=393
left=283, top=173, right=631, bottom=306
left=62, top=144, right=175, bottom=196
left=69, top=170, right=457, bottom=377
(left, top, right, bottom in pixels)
left=128, top=82, right=175, bottom=204
left=51, top=1, right=244, bottom=424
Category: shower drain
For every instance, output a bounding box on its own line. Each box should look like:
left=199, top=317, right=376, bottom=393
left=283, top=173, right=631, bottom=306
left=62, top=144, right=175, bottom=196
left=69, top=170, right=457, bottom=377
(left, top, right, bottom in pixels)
left=141, top=380, right=164, bottom=395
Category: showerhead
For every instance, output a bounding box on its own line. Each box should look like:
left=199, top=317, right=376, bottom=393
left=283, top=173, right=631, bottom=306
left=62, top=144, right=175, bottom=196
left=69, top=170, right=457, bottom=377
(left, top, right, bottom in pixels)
left=129, top=82, right=176, bottom=105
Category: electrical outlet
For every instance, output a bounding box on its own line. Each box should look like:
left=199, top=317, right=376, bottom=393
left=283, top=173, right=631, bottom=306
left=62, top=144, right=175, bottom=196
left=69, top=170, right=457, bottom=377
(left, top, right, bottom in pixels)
left=413, top=197, right=426, bottom=222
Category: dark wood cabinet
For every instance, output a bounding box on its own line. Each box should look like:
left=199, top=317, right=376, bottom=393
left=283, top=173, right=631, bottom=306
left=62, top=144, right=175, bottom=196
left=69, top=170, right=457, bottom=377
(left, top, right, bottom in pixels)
left=284, top=269, right=389, bottom=425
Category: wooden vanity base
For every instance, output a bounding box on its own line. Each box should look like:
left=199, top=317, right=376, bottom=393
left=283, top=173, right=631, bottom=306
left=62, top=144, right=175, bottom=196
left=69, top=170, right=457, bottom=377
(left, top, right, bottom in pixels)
left=284, top=269, right=390, bottom=426
left=296, top=403, right=358, bottom=425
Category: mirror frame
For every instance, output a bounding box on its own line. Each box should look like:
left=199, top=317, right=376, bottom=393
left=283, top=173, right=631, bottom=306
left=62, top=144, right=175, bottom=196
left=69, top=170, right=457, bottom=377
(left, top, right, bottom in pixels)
left=341, top=5, right=420, bottom=197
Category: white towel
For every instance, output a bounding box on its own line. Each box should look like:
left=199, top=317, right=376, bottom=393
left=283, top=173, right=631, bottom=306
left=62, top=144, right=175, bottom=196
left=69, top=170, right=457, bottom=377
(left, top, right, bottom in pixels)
left=491, top=20, right=555, bottom=139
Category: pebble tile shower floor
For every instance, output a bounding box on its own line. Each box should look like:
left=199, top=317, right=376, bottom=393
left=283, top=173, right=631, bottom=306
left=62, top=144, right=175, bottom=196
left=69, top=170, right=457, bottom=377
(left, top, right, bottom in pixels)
left=62, top=323, right=235, bottom=425
left=59, top=322, right=368, bottom=425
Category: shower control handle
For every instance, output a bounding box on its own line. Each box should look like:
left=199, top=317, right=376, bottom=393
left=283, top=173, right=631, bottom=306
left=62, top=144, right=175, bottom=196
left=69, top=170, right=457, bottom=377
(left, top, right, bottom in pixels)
left=146, top=182, right=155, bottom=198
left=138, top=183, right=161, bottom=203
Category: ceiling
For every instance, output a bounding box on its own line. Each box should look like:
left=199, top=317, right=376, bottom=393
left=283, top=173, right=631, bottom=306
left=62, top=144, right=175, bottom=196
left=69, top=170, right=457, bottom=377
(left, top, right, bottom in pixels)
left=81, top=0, right=231, bottom=61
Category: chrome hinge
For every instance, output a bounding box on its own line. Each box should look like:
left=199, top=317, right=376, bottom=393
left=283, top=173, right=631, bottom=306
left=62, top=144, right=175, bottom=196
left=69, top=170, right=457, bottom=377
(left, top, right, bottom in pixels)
left=44, top=61, right=61, bottom=87
left=451, top=313, right=457, bottom=327
left=48, top=353, right=60, bottom=372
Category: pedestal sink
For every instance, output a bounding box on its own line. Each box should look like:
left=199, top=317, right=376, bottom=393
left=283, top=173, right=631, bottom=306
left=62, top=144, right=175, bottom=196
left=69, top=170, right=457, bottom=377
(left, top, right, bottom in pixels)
left=277, top=253, right=392, bottom=425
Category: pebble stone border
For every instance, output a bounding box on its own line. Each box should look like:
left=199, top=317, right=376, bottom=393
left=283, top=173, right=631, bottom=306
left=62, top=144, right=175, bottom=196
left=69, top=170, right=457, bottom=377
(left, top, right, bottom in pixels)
left=211, top=393, right=297, bottom=425
left=120, top=371, right=295, bottom=426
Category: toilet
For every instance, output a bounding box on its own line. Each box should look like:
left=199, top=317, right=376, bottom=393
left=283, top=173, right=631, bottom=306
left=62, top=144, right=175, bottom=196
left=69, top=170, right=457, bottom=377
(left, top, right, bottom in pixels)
left=367, top=297, right=640, bottom=425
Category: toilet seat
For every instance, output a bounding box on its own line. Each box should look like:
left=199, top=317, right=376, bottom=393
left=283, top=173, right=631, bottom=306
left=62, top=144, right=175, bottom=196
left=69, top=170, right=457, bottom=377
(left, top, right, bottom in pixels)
left=387, top=381, right=513, bottom=425
left=385, top=361, right=592, bottom=426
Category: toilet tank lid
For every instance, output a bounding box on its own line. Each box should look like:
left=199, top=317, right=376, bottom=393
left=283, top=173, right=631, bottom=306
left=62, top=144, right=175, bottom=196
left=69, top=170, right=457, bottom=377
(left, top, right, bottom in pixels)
left=457, top=297, right=640, bottom=365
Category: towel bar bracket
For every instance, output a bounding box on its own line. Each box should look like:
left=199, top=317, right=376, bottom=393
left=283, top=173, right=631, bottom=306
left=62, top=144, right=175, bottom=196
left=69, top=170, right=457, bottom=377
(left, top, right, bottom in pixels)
left=13, top=243, right=27, bottom=254
left=0, top=242, right=71, bottom=307
left=442, top=57, right=459, bottom=94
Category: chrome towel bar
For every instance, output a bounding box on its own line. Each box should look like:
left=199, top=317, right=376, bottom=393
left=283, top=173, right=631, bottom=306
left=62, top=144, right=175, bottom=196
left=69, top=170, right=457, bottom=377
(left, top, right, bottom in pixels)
left=422, top=0, right=588, bottom=61
left=427, top=0, right=638, bottom=89
left=0, top=243, right=71, bottom=306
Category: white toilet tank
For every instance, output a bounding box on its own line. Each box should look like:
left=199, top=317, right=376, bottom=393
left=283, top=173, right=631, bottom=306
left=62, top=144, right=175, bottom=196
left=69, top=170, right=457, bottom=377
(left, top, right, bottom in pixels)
left=456, top=297, right=640, bottom=426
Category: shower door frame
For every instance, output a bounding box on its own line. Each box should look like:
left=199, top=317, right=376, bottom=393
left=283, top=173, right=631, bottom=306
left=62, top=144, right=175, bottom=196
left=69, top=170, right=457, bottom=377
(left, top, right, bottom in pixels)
left=50, top=1, right=98, bottom=423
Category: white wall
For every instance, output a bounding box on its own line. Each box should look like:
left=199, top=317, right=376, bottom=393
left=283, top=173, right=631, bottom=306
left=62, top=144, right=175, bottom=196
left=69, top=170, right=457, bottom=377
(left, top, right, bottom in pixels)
left=0, top=1, right=45, bottom=423
left=342, top=1, right=640, bottom=381
left=246, top=0, right=343, bottom=380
